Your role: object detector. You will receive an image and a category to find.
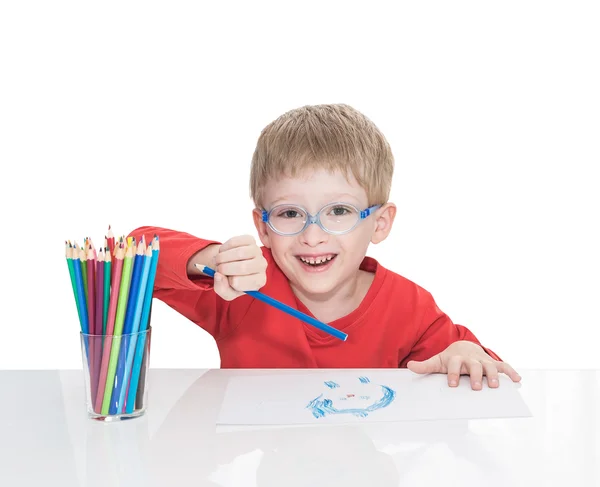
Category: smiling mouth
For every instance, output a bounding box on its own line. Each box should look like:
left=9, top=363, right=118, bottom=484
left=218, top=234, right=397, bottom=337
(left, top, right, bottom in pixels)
left=296, top=255, right=337, bottom=267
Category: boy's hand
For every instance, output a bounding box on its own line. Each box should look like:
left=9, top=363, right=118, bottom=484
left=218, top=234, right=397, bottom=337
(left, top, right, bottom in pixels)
left=212, top=235, right=268, bottom=301
left=406, top=340, right=521, bottom=390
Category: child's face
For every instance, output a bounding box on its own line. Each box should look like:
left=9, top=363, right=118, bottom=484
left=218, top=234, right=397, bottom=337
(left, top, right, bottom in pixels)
left=253, top=168, right=395, bottom=298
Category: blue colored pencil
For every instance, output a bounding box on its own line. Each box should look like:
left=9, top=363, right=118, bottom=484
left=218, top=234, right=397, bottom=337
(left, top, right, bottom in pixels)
left=125, top=235, right=160, bottom=413
left=122, top=237, right=145, bottom=335
left=118, top=244, right=153, bottom=412
left=194, top=263, right=348, bottom=341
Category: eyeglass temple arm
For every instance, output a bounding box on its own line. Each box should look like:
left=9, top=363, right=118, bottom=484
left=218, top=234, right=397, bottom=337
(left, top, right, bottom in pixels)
left=360, top=204, right=381, bottom=219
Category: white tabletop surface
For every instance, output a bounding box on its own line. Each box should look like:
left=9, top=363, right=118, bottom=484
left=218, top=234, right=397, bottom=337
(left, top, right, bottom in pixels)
left=1, top=369, right=599, bottom=487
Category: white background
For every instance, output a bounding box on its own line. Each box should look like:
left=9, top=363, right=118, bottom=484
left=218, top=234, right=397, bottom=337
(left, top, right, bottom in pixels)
left=1, top=1, right=598, bottom=370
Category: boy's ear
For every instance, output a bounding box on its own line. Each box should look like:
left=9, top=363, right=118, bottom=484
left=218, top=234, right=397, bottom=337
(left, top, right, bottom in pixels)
left=371, top=203, right=397, bottom=244
left=252, top=208, right=271, bottom=248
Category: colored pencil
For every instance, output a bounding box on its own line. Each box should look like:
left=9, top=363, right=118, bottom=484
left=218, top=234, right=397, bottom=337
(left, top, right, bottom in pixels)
left=65, top=242, right=83, bottom=329
left=119, top=243, right=153, bottom=412
left=122, top=237, right=145, bottom=335
left=80, top=245, right=88, bottom=304
left=126, top=235, right=159, bottom=413
left=90, top=248, right=104, bottom=409
left=112, top=238, right=146, bottom=412
left=86, top=245, right=96, bottom=339
left=103, top=247, right=111, bottom=335
left=85, top=244, right=97, bottom=401
left=95, top=243, right=124, bottom=413
left=106, top=225, right=115, bottom=257
left=125, top=235, right=160, bottom=414
left=73, top=243, right=89, bottom=334
left=103, top=244, right=134, bottom=415
left=195, top=263, right=348, bottom=341
left=110, top=236, right=122, bottom=291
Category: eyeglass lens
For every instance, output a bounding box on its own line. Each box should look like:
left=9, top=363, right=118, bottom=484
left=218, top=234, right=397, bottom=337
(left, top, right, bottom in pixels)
left=269, top=203, right=360, bottom=234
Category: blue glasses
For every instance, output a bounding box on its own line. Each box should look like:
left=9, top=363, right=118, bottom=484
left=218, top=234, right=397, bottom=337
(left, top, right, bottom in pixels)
left=262, top=202, right=381, bottom=236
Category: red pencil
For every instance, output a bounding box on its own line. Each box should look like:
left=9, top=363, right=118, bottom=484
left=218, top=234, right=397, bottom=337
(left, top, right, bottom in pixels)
left=95, top=243, right=125, bottom=412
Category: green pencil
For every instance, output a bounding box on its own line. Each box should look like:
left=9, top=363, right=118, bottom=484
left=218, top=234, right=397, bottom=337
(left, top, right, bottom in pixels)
left=103, top=247, right=111, bottom=335
left=80, top=245, right=88, bottom=301
left=101, top=244, right=134, bottom=415
left=65, top=242, right=83, bottom=328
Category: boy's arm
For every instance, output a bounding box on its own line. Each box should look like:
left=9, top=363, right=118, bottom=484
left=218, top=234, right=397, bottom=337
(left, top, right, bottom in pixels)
left=127, top=226, right=245, bottom=339
left=399, top=289, right=501, bottom=368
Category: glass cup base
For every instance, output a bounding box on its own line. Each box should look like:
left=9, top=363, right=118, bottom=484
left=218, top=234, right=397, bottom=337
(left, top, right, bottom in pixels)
left=88, top=407, right=146, bottom=422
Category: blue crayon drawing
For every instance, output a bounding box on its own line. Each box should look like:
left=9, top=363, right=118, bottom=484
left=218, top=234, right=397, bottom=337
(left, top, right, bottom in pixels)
left=306, top=376, right=396, bottom=419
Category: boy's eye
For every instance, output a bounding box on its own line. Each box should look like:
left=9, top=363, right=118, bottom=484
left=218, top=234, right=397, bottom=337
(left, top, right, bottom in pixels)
left=330, top=206, right=351, bottom=216
left=277, top=208, right=303, bottom=218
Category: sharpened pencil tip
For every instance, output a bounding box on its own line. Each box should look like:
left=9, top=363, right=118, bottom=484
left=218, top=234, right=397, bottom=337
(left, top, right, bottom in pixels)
left=194, top=263, right=205, bottom=272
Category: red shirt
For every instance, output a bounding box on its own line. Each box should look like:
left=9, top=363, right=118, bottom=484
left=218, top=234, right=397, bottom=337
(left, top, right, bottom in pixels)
left=131, top=226, right=500, bottom=368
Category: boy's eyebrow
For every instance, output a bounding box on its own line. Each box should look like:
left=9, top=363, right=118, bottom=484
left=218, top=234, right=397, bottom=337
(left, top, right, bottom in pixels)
left=269, top=193, right=363, bottom=207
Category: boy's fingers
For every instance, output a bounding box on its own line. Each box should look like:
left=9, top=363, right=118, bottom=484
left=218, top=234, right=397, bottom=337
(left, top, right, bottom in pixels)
left=217, top=260, right=263, bottom=277
left=219, top=235, right=256, bottom=253
left=229, top=274, right=267, bottom=292
left=213, top=272, right=243, bottom=301
left=215, top=245, right=263, bottom=265
left=497, top=362, right=521, bottom=382
left=465, top=360, right=483, bottom=390
left=482, top=361, right=500, bottom=388
left=446, top=355, right=462, bottom=386
left=406, top=354, right=443, bottom=375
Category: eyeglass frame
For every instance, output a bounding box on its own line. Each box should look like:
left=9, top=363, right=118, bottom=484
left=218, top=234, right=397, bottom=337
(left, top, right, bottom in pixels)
left=261, top=202, right=382, bottom=236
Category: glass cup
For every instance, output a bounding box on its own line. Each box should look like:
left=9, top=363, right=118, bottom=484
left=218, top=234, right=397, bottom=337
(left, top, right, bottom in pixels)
left=80, top=327, right=152, bottom=421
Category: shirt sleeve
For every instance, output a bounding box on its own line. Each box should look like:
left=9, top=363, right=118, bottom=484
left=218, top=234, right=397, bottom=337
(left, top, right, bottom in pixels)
left=127, top=226, right=250, bottom=340
left=399, top=287, right=501, bottom=367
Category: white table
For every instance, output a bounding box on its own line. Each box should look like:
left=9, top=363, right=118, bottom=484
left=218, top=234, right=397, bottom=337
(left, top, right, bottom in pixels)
left=0, top=369, right=598, bottom=486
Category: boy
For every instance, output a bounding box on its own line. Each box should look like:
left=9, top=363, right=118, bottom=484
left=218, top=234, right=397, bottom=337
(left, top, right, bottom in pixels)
left=131, top=104, right=520, bottom=390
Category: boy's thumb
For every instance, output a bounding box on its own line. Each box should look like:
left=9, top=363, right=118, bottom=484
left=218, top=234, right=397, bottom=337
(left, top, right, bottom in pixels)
left=213, top=272, right=240, bottom=301
left=406, top=356, right=442, bottom=375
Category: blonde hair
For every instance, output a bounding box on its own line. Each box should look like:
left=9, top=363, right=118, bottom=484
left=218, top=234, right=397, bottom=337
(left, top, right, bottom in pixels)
left=250, top=104, right=394, bottom=208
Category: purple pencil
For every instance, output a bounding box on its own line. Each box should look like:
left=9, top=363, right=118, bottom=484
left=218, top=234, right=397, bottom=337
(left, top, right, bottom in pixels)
left=90, top=249, right=105, bottom=411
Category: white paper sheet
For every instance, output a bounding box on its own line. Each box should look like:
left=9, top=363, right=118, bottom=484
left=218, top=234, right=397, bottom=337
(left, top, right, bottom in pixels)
left=216, top=370, right=531, bottom=426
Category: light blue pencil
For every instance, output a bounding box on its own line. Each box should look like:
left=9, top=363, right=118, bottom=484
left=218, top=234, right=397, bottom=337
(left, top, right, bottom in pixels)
left=117, top=244, right=153, bottom=412
left=125, top=236, right=160, bottom=413
left=194, top=264, right=348, bottom=341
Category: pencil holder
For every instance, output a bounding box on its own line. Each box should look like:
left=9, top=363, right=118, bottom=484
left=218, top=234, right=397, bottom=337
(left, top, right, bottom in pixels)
left=80, top=327, right=152, bottom=421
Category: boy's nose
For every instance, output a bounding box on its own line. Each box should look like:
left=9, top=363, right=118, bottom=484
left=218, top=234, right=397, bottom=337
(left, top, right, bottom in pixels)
left=300, top=221, right=329, bottom=246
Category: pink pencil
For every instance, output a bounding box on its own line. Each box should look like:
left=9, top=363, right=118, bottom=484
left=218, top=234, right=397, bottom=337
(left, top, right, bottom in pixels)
left=94, top=243, right=125, bottom=412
